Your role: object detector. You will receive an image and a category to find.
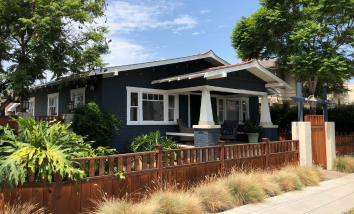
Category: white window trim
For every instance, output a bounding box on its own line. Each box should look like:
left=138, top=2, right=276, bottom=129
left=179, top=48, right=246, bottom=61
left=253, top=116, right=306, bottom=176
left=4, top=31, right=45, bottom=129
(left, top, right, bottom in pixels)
left=47, top=92, right=59, bottom=116
left=127, top=87, right=179, bottom=125
left=70, top=87, right=86, bottom=107
left=217, top=97, right=249, bottom=124
left=28, top=97, right=35, bottom=116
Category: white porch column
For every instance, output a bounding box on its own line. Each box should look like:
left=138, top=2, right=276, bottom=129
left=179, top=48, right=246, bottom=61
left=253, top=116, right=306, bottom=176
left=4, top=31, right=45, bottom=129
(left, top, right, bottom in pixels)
left=260, top=95, right=273, bottom=127
left=325, top=122, right=336, bottom=170
left=193, top=89, right=220, bottom=128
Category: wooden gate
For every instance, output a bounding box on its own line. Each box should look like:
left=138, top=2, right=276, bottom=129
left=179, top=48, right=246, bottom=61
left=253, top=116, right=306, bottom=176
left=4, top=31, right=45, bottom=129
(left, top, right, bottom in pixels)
left=304, top=115, right=326, bottom=168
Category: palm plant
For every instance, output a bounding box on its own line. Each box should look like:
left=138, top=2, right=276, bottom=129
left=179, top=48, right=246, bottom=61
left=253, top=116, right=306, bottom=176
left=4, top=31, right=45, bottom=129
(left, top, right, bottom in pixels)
left=0, top=117, right=91, bottom=191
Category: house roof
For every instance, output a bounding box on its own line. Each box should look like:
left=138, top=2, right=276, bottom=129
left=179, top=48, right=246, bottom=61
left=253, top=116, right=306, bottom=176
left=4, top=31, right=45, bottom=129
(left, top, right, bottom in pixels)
left=151, top=59, right=292, bottom=90
left=89, top=50, right=229, bottom=77
left=5, top=103, right=20, bottom=112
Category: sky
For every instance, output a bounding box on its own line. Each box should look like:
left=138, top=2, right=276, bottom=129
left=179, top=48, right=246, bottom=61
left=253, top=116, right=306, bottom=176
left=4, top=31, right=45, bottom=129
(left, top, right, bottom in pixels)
left=100, top=0, right=262, bottom=67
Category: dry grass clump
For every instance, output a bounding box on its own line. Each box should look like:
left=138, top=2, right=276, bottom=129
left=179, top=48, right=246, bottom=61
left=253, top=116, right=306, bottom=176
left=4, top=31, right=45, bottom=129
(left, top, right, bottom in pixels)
left=194, top=179, right=239, bottom=213
left=82, top=165, right=327, bottom=214
left=249, top=172, right=282, bottom=197
left=84, top=196, right=157, bottom=214
left=4, top=200, right=48, bottom=214
left=272, top=169, right=304, bottom=192
left=148, top=189, right=203, bottom=214
left=311, top=165, right=326, bottom=181
left=226, top=171, right=265, bottom=205
left=333, top=156, right=354, bottom=173
left=282, top=165, right=321, bottom=186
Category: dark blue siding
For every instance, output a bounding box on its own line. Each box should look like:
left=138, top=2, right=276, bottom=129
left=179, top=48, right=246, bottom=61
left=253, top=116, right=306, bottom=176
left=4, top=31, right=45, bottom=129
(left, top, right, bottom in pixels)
left=249, top=96, right=260, bottom=120
left=102, top=72, right=182, bottom=152
left=29, top=76, right=103, bottom=116
left=179, top=95, right=189, bottom=124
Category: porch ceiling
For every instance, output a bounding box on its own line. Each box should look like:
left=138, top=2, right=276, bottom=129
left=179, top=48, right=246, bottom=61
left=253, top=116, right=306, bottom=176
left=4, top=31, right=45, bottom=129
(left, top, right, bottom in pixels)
left=151, top=59, right=292, bottom=90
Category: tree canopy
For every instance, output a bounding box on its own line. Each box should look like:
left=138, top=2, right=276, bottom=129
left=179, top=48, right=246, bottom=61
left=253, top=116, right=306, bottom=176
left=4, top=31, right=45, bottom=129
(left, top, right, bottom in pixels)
left=231, top=0, right=354, bottom=97
left=0, top=0, right=109, bottom=102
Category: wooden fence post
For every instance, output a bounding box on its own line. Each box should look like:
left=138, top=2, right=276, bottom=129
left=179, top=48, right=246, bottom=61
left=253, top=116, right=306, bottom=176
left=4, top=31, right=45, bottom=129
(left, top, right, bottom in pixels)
left=54, top=173, right=63, bottom=214
left=155, top=144, right=163, bottom=191
left=218, top=140, right=225, bottom=177
left=262, top=138, right=269, bottom=171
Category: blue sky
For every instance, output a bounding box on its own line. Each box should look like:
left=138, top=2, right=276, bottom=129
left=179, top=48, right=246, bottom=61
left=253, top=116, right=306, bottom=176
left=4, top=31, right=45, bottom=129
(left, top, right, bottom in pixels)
left=101, top=0, right=262, bottom=67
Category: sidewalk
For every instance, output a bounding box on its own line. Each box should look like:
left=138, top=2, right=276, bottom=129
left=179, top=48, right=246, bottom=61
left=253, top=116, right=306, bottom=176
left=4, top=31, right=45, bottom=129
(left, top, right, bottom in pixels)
left=220, top=172, right=354, bottom=214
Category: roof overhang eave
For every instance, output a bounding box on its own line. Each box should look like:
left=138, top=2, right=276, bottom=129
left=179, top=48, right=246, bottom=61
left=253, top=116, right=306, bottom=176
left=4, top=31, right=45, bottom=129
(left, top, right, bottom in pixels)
left=91, top=50, right=229, bottom=77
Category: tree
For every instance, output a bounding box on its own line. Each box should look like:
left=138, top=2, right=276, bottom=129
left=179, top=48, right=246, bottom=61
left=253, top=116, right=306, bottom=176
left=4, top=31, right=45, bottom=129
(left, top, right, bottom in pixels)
left=231, top=0, right=354, bottom=113
left=0, top=0, right=110, bottom=109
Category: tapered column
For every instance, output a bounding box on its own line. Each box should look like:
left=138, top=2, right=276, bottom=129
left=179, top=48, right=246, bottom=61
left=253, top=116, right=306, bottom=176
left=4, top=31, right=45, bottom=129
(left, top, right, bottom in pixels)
left=199, top=90, right=214, bottom=126
left=193, top=89, right=220, bottom=147
left=259, top=95, right=278, bottom=141
left=193, top=89, right=220, bottom=128
left=260, top=95, right=273, bottom=126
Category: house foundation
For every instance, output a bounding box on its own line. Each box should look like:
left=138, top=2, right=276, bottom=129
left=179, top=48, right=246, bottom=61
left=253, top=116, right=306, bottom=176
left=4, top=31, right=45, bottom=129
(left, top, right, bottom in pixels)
left=194, top=128, right=220, bottom=147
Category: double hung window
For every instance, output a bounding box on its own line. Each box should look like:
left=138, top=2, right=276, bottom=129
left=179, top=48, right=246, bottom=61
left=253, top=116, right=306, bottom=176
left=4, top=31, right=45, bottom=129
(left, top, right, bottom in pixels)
left=127, top=87, right=178, bottom=125
left=27, top=97, right=35, bottom=116
left=48, top=93, right=59, bottom=116
left=70, top=88, right=85, bottom=108
left=218, top=98, right=249, bottom=123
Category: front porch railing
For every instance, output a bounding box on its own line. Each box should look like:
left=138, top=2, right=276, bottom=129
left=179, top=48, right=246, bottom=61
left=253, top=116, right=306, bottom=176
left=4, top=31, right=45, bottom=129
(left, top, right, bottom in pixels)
left=35, top=116, right=64, bottom=123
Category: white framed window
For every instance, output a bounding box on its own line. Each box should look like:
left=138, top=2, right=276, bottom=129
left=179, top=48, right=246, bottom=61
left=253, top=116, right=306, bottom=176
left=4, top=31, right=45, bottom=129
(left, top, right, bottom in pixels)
left=217, top=98, right=249, bottom=124
left=27, top=97, right=35, bottom=116
left=47, top=93, right=59, bottom=116
left=70, top=87, right=85, bottom=108
left=127, top=87, right=179, bottom=125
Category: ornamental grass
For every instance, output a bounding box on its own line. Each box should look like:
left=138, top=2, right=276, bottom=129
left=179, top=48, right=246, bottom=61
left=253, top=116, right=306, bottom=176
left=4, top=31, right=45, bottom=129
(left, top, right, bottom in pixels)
left=4, top=199, right=47, bottom=214
left=226, top=171, right=266, bottom=205
left=193, top=179, right=239, bottom=213
left=148, top=188, right=203, bottom=214
left=333, top=155, right=354, bottom=173
left=79, top=165, right=325, bottom=214
left=84, top=196, right=158, bottom=214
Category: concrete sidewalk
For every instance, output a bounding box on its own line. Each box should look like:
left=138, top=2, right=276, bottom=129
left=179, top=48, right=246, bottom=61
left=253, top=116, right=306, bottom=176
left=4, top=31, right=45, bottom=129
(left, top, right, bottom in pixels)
left=220, top=172, right=354, bottom=214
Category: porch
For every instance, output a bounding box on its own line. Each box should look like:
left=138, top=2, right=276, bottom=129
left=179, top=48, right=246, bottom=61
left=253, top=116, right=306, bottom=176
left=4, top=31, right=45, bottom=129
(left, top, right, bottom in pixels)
left=145, top=59, right=291, bottom=145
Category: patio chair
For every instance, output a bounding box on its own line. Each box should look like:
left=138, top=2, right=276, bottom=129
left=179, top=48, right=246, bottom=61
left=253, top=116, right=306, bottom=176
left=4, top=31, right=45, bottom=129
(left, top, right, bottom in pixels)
left=220, top=120, right=239, bottom=141
left=177, top=119, right=194, bottom=142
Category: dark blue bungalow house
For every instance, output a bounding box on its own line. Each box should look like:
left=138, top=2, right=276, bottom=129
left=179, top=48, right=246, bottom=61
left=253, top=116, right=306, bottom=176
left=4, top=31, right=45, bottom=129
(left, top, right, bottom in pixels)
left=25, top=50, right=291, bottom=152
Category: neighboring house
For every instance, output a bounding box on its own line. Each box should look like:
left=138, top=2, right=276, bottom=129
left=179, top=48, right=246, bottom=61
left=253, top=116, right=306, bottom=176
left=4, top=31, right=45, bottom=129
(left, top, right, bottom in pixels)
left=4, top=103, right=20, bottom=116
left=348, top=83, right=354, bottom=104
left=260, top=59, right=349, bottom=105
left=24, top=50, right=291, bottom=152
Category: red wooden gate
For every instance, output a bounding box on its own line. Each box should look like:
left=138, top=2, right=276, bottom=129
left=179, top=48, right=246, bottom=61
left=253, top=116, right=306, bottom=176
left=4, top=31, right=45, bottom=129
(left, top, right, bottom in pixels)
left=304, top=115, right=326, bottom=168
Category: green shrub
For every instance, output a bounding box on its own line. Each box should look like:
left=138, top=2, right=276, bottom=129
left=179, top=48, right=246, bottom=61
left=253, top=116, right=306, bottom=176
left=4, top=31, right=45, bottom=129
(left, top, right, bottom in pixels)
left=0, top=117, right=90, bottom=190
left=271, top=102, right=354, bottom=132
left=328, top=104, right=354, bottom=132
left=127, top=131, right=180, bottom=153
left=243, top=119, right=263, bottom=134
left=73, top=102, right=123, bottom=148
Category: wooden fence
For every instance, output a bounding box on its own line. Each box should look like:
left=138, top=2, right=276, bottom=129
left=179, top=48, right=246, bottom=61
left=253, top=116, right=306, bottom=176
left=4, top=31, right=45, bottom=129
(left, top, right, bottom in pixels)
left=0, top=116, right=18, bottom=132
left=0, top=139, right=299, bottom=214
left=335, top=134, right=354, bottom=156
left=278, top=128, right=292, bottom=141
left=0, top=116, right=63, bottom=133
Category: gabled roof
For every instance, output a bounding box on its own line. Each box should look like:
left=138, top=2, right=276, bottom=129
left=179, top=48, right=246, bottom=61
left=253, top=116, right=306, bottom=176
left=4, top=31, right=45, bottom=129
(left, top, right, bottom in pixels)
left=152, top=59, right=292, bottom=90
left=89, top=50, right=229, bottom=77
